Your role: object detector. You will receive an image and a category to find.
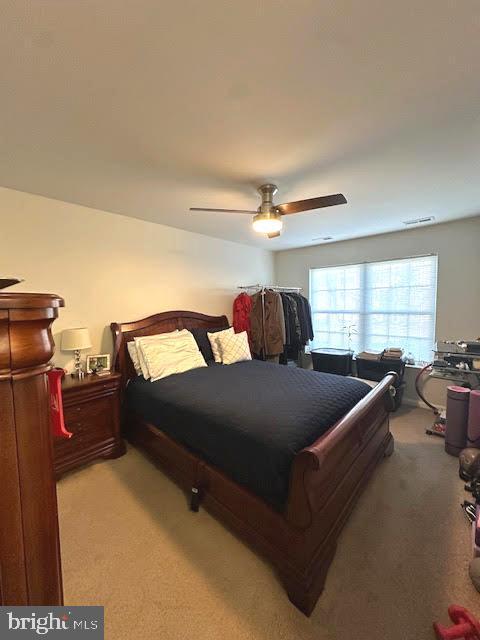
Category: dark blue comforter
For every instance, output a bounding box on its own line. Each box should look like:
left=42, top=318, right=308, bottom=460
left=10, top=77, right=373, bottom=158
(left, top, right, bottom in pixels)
left=126, top=360, right=371, bottom=510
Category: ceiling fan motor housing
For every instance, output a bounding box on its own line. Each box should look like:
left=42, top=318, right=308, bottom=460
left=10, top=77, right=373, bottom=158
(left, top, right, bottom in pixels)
left=253, top=184, right=283, bottom=234
left=257, top=183, right=279, bottom=213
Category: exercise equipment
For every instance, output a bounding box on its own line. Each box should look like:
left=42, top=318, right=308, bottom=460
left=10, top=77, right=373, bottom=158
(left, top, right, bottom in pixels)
left=461, top=501, right=476, bottom=524
left=416, top=363, right=440, bottom=414
left=468, top=390, right=480, bottom=447
left=446, top=387, right=471, bottom=456
left=433, top=605, right=480, bottom=639
left=416, top=364, right=445, bottom=437
left=465, top=480, right=480, bottom=502
left=472, top=507, right=480, bottom=558
left=459, top=449, right=480, bottom=482
left=470, top=558, right=480, bottom=593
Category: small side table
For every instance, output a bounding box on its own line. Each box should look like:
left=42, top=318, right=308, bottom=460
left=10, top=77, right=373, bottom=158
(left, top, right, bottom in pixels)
left=54, top=372, right=126, bottom=477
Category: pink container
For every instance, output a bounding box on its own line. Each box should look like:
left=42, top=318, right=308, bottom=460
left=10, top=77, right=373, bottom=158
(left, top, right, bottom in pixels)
left=472, top=506, right=480, bottom=558
left=445, top=386, right=470, bottom=456
left=468, top=390, right=480, bottom=448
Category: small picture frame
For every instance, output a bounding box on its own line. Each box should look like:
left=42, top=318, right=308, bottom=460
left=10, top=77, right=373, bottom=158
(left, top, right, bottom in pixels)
left=86, top=354, right=111, bottom=375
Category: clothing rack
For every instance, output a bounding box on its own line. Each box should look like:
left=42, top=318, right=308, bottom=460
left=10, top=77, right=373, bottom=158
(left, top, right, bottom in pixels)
left=238, top=284, right=302, bottom=292
left=236, top=285, right=304, bottom=360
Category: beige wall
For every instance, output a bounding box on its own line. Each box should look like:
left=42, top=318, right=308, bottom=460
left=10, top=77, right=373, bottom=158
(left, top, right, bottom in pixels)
left=2, top=183, right=478, bottom=409
left=274, top=217, right=480, bottom=407
left=1, top=187, right=273, bottom=370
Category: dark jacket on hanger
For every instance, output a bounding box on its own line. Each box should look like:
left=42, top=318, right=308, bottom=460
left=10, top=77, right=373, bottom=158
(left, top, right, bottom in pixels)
left=280, top=293, right=301, bottom=347
left=290, top=293, right=314, bottom=345
left=250, top=290, right=286, bottom=356
left=301, top=295, right=314, bottom=342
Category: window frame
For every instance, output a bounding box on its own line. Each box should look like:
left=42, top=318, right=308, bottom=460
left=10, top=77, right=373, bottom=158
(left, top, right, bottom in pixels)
left=308, top=254, right=438, bottom=364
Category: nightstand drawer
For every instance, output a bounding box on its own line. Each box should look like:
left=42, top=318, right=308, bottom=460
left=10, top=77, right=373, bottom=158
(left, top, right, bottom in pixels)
left=64, top=398, right=113, bottom=443
left=64, top=396, right=111, bottom=428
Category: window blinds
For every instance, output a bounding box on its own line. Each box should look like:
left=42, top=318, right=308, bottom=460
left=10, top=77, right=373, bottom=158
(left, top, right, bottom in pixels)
left=309, top=255, right=438, bottom=363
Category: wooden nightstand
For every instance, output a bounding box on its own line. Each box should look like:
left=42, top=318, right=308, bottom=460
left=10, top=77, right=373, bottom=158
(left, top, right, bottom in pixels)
left=54, top=372, right=126, bottom=477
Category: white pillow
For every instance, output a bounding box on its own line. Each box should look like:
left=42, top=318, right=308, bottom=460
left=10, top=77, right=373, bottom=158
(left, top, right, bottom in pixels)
left=138, top=331, right=207, bottom=381
left=208, top=327, right=234, bottom=363
left=134, top=330, right=182, bottom=378
left=127, top=341, right=142, bottom=375
left=219, top=331, right=252, bottom=365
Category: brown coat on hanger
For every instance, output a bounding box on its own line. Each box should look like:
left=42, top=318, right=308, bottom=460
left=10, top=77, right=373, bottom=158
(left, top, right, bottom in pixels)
left=250, top=289, right=286, bottom=356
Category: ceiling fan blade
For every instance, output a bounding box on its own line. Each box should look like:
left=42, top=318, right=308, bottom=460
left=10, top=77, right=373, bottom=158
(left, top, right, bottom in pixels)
left=190, top=207, right=256, bottom=214
left=276, top=193, right=347, bottom=215
left=267, top=231, right=281, bottom=239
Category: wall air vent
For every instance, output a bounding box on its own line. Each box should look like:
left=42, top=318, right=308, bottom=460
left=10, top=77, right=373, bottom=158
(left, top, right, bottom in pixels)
left=312, top=236, right=333, bottom=242
left=403, top=216, right=435, bottom=226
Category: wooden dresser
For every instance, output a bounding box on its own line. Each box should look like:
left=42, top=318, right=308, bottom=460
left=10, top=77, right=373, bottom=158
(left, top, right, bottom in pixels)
left=0, top=292, right=64, bottom=606
left=54, top=372, right=126, bottom=477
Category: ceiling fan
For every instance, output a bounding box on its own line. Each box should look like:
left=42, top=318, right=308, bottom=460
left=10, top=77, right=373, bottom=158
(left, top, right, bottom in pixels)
left=190, top=184, right=347, bottom=238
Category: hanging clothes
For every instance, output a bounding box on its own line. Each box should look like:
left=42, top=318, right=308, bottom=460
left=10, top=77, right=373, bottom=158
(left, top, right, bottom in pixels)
left=306, top=299, right=314, bottom=341
left=290, top=293, right=314, bottom=345
left=279, top=292, right=314, bottom=364
left=250, top=289, right=286, bottom=357
left=300, top=294, right=314, bottom=342
left=280, top=293, right=302, bottom=363
left=232, top=292, right=253, bottom=341
left=280, top=293, right=301, bottom=348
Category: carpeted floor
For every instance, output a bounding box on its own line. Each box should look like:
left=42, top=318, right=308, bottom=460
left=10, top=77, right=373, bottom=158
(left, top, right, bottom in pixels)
left=57, top=407, right=479, bottom=639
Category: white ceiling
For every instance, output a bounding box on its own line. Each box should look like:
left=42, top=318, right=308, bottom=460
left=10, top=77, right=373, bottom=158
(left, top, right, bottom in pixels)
left=1, top=1, right=480, bottom=250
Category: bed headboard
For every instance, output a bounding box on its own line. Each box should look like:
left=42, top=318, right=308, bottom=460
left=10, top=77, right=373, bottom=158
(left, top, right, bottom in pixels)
left=111, top=310, right=229, bottom=389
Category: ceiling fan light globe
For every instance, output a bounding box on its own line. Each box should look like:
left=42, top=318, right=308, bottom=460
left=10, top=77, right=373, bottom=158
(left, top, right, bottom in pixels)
left=252, top=215, right=283, bottom=234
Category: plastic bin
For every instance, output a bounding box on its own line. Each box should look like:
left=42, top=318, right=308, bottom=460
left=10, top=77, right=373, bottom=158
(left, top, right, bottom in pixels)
left=311, top=349, right=353, bottom=376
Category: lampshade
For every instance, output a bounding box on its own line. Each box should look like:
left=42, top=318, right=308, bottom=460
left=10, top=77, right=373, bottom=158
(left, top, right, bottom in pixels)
left=61, top=328, right=92, bottom=351
left=252, top=214, right=283, bottom=234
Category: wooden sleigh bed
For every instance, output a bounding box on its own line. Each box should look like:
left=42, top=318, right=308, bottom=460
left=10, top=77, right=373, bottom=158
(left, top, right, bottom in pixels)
left=111, top=310, right=396, bottom=616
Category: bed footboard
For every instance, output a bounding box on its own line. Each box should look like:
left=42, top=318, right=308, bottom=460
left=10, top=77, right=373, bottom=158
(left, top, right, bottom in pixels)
left=286, top=373, right=396, bottom=528
left=282, top=373, right=397, bottom=614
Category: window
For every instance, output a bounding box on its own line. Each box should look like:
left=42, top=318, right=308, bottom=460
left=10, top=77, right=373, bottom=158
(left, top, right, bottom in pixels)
left=309, top=255, right=438, bottom=363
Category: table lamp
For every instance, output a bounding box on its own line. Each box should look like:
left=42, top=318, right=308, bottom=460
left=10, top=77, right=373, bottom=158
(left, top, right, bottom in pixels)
left=61, top=328, right=92, bottom=378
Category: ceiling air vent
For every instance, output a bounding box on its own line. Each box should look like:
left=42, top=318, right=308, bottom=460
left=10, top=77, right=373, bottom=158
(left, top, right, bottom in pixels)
left=403, top=216, right=435, bottom=226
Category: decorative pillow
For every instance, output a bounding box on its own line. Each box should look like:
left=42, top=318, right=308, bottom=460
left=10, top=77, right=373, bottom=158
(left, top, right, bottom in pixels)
left=219, top=331, right=252, bottom=365
left=134, top=330, right=182, bottom=378
left=190, top=326, right=229, bottom=363
left=138, top=331, right=207, bottom=381
left=127, top=341, right=142, bottom=375
left=208, top=327, right=234, bottom=363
